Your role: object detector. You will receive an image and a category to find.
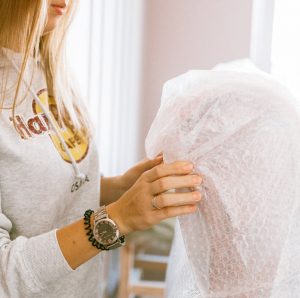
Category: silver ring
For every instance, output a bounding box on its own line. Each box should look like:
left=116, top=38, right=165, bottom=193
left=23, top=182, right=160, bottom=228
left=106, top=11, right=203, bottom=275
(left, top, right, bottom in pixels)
left=151, top=196, right=161, bottom=210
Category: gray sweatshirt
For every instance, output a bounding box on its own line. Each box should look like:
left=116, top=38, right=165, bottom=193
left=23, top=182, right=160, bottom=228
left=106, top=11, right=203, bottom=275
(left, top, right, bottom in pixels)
left=0, top=48, right=106, bottom=297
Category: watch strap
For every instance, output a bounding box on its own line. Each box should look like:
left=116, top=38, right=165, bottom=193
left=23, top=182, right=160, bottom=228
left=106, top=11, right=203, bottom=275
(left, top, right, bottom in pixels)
left=94, top=205, right=108, bottom=222
left=105, top=235, right=126, bottom=250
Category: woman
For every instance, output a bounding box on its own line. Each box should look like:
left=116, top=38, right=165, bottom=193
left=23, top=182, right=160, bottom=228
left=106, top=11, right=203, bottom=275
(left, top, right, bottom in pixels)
left=0, top=1, right=203, bottom=297
left=146, top=68, right=300, bottom=297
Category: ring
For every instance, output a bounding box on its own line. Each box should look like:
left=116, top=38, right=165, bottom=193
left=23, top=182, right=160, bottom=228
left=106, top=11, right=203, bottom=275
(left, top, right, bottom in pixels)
left=151, top=196, right=161, bottom=210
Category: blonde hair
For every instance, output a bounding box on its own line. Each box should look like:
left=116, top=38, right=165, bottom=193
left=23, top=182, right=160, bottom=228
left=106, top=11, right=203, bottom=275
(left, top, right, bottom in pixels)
left=0, top=0, right=92, bottom=138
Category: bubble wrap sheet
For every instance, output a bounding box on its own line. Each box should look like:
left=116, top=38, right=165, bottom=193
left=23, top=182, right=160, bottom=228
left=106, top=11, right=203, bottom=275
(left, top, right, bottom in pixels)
left=145, top=70, right=300, bottom=297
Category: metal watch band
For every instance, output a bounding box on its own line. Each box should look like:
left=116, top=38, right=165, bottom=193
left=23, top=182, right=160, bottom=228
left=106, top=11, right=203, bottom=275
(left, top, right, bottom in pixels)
left=94, top=205, right=108, bottom=222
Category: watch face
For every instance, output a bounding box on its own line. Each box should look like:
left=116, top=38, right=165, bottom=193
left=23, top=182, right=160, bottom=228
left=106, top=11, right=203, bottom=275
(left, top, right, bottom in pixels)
left=94, top=219, right=119, bottom=245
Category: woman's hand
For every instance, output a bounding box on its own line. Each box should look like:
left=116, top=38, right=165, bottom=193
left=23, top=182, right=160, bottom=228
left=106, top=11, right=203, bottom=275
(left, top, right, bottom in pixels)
left=100, top=154, right=164, bottom=204
left=107, top=161, right=202, bottom=235
left=119, top=153, right=164, bottom=191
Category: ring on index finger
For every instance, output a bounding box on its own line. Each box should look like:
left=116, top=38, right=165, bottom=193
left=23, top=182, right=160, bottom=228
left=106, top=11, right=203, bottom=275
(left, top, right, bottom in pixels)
left=151, top=196, right=161, bottom=210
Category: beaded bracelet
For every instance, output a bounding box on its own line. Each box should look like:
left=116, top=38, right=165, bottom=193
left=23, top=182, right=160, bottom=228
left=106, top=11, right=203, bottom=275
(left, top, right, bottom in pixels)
left=83, top=209, right=126, bottom=251
left=83, top=209, right=106, bottom=250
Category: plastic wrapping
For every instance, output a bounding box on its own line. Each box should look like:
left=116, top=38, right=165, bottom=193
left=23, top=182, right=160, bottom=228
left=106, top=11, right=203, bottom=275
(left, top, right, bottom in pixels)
left=145, top=69, right=300, bottom=297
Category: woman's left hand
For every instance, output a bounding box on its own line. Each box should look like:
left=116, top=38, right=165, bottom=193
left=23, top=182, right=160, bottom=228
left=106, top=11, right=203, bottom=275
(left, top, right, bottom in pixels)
left=120, top=153, right=164, bottom=191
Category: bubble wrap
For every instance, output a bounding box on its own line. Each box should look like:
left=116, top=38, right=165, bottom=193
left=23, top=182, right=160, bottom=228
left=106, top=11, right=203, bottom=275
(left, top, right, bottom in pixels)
left=145, top=70, right=300, bottom=297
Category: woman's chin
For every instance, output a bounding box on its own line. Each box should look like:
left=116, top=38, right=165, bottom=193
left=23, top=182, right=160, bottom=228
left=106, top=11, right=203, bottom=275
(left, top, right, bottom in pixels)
left=43, top=18, right=60, bottom=35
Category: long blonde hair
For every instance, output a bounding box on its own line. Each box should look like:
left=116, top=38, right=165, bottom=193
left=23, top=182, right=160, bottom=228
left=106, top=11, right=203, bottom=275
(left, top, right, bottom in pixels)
left=0, top=0, right=91, bottom=138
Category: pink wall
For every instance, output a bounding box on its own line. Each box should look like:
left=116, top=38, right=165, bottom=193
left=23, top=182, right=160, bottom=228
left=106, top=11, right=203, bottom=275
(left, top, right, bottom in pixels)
left=138, top=0, right=253, bottom=158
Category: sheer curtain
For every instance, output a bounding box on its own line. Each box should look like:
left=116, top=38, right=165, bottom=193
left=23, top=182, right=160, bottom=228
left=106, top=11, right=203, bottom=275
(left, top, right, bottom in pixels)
left=271, top=0, right=300, bottom=99
left=67, top=0, right=144, bottom=176
left=250, top=0, right=275, bottom=72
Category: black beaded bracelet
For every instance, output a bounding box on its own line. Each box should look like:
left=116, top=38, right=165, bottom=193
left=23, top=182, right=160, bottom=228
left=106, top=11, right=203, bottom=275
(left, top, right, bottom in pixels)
left=83, top=209, right=107, bottom=250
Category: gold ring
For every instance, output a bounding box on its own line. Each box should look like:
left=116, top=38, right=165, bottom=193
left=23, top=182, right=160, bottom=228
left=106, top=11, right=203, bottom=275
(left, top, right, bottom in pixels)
left=151, top=196, right=161, bottom=210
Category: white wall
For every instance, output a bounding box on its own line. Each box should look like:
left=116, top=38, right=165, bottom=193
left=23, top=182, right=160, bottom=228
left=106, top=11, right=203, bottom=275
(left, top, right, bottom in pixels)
left=138, top=0, right=254, bottom=158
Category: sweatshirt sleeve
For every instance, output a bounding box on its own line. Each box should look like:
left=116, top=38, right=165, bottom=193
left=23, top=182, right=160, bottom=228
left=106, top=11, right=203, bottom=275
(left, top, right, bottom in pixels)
left=0, top=200, right=74, bottom=297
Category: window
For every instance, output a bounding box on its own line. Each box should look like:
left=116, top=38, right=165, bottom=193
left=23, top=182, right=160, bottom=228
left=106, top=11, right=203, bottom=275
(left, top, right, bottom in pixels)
left=271, top=0, right=300, bottom=97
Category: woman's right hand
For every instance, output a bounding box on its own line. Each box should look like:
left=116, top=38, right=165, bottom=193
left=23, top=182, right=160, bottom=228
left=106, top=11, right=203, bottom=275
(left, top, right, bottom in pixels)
left=106, top=161, right=203, bottom=235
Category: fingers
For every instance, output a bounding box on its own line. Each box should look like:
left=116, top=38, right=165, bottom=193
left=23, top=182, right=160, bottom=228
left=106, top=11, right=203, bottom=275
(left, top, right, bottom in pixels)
left=131, top=154, right=164, bottom=175
left=156, top=204, right=198, bottom=220
left=151, top=174, right=202, bottom=195
left=153, top=191, right=202, bottom=209
left=143, top=161, right=195, bottom=182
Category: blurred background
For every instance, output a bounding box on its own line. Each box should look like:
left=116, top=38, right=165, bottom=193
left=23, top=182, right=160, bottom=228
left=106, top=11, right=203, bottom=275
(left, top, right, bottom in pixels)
left=66, top=0, right=299, bottom=297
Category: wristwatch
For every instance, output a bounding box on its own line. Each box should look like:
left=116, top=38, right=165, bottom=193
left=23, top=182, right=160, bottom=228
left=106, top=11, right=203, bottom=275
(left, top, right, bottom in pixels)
left=93, top=205, right=125, bottom=250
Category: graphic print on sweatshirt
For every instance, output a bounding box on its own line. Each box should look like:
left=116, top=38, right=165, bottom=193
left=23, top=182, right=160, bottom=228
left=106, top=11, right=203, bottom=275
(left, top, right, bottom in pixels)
left=9, top=89, right=89, bottom=163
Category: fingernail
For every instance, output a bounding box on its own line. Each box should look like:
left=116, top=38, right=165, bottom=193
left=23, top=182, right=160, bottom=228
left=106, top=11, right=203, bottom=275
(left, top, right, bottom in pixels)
left=183, top=163, right=194, bottom=171
left=193, top=192, right=202, bottom=201
left=193, top=176, right=202, bottom=185
left=190, top=205, right=197, bottom=212
left=155, top=155, right=163, bottom=160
